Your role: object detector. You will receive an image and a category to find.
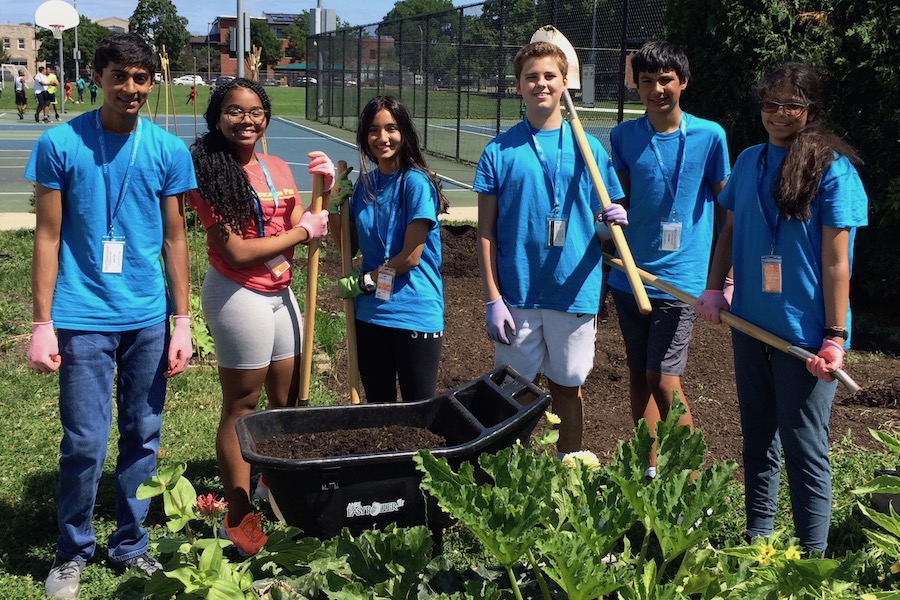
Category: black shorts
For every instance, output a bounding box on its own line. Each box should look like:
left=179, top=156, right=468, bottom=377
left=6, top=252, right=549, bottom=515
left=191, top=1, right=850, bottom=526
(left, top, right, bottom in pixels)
left=15, top=90, right=26, bottom=105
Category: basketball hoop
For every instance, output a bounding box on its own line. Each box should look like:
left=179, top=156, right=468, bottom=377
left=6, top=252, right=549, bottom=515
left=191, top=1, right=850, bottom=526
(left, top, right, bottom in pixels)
left=49, top=24, right=65, bottom=40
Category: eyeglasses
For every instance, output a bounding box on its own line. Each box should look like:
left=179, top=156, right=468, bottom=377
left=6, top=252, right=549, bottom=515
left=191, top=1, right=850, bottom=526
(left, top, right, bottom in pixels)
left=222, top=107, right=266, bottom=123
left=760, top=100, right=810, bottom=117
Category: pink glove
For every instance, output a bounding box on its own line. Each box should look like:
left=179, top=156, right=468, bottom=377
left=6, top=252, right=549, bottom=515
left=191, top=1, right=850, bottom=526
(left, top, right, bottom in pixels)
left=599, top=203, right=628, bottom=227
left=485, top=297, right=516, bottom=345
left=296, top=208, right=330, bottom=243
left=27, top=321, right=61, bottom=373
left=307, top=151, right=335, bottom=192
left=723, top=276, right=734, bottom=305
left=695, top=289, right=730, bottom=324
left=806, top=338, right=844, bottom=382
left=166, top=316, right=193, bottom=378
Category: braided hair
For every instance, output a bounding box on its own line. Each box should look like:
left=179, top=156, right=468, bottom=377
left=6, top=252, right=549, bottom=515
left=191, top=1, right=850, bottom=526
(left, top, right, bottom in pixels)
left=190, top=78, right=273, bottom=237
left=356, top=96, right=448, bottom=214
left=757, top=63, right=862, bottom=221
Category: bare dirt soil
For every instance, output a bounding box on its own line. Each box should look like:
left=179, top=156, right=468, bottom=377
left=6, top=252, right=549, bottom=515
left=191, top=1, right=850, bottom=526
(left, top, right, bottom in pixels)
left=314, top=224, right=900, bottom=470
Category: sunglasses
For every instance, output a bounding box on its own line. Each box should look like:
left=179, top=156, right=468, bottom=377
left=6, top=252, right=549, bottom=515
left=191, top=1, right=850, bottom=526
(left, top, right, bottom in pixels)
left=760, top=100, right=810, bottom=117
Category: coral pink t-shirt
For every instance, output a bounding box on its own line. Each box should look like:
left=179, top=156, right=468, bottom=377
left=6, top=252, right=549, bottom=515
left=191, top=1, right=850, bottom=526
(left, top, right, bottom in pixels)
left=188, top=154, right=303, bottom=293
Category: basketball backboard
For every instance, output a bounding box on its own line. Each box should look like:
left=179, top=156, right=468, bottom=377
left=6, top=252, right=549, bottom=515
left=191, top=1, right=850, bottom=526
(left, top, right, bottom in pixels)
left=34, top=0, right=79, bottom=32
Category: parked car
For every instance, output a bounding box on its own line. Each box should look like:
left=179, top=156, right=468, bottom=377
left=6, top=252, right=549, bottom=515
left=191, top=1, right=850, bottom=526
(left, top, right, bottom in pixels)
left=213, top=76, right=234, bottom=87
left=261, top=78, right=280, bottom=87
left=294, top=76, right=317, bottom=87
left=172, top=75, right=206, bottom=86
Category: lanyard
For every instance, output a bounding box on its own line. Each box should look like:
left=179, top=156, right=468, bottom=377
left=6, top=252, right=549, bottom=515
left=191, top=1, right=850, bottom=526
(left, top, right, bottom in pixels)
left=756, top=143, right=781, bottom=254
left=644, top=115, right=687, bottom=219
left=374, top=169, right=403, bottom=264
left=95, top=109, right=143, bottom=237
left=527, top=121, right=565, bottom=215
left=249, top=155, right=280, bottom=238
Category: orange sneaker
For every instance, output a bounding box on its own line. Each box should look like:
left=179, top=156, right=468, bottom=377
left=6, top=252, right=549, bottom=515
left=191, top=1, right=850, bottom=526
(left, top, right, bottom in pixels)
left=219, top=512, right=267, bottom=556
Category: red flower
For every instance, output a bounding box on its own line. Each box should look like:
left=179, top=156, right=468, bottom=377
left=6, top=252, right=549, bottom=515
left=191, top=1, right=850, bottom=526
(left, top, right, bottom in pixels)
left=195, top=493, right=227, bottom=517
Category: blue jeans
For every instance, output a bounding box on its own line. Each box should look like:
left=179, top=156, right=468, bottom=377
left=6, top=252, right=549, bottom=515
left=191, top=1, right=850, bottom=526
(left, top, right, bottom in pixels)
left=732, top=330, right=836, bottom=552
left=56, top=323, right=167, bottom=563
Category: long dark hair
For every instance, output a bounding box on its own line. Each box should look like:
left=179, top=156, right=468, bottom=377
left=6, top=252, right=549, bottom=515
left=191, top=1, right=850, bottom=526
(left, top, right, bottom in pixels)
left=757, top=62, right=862, bottom=220
left=190, top=78, right=272, bottom=237
left=356, top=96, right=448, bottom=213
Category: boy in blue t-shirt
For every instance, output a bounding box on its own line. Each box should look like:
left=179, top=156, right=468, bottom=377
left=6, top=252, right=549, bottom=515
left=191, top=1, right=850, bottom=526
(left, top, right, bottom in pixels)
left=24, top=33, right=197, bottom=598
left=474, top=41, right=626, bottom=455
left=606, top=41, right=730, bottom=476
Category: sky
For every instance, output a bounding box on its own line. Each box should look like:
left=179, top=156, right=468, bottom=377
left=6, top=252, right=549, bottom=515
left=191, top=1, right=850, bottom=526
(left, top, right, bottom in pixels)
left=4, top=0, right=468, bottom=36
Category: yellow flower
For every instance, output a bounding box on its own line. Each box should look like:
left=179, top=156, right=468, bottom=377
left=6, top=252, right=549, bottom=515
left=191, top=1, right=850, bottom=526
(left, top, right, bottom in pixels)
left=756, top=543, right=777, bottom=565
left=784, top=547, right=801, bottom=561
left=545, top=411, right=561, bottom=425
left=562, top=451, right=601, bottom=472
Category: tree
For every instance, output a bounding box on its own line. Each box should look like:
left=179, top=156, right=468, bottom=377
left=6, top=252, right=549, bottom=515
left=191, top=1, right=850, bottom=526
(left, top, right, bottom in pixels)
left=249, top=19, right=283, bottom=70
left=36, top=17, right=114, bottom=78
left=129, top=0, right=190, bottom=71
left=285, top=13, right=310, bottom=62
left=383, top=0, right=454, bottom=22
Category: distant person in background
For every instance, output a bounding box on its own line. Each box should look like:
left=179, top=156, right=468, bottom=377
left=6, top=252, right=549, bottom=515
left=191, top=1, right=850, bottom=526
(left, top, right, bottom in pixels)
left=186, top=85, right=196, bottom=105
left=46, top=67, right=61, bottom=121
left=188, top=78, right=332, bottom=556
left=15, top=68, right=28, bottom=119
left=332, top=95, right=447, bottom=403
left=64, top=80, right=72, bottom=104
left=696, top=62, right=868, bottom=553
left=88, top=79, right=98, bottom=104
left=76, top=75, right=85, bottom=103
left=33, top=65, right=49, bottom=122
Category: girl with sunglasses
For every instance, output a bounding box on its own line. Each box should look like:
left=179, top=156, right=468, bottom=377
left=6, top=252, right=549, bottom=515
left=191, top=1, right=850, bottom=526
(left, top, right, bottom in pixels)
left=188, top=78, right=333, bottom=555
left=696, top=62, right=867, bottom=552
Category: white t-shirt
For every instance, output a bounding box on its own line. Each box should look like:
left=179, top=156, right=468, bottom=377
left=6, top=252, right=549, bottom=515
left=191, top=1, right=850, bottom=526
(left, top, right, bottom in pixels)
left=15, top=75, right=27, bottom=92
left=33, top=72, right=48, bottom=94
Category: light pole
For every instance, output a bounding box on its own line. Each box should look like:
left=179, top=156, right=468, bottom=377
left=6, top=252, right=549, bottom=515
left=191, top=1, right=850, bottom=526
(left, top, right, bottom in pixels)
left=73, top=0, right=79, bottom=86
left=207, top=22, right=212, bottom=80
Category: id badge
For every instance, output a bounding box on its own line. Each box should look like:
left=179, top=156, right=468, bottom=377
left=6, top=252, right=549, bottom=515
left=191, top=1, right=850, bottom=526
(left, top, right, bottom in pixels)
left=101, top=236, right=125, bottom=274
left=265, top=254, right=291, bottom=280
left=375, top=266, right=396, bottom=301
left=761, top=255, right=783, bottom=294
left=547, top=215, right=567, bottom=248
left=659, top=220, right=682, bottom=252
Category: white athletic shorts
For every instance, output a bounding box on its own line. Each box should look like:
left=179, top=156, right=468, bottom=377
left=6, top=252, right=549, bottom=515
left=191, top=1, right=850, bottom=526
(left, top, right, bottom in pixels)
left=201, top=266, right=303, bottom=369
left=494, top=307, right=596, bottom=387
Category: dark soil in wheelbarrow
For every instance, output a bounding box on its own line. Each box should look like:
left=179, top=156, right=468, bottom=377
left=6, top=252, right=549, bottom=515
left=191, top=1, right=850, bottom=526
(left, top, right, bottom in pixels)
left=314, top=224, right=900, bottom=475
left=256, top=426, right=447, bottom=459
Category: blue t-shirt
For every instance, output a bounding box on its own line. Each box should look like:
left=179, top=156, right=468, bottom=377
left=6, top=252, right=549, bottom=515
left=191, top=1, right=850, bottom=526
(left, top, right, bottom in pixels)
left=609, top=113, right=730, bottom=298
left=24, top=110, right=197, bottom=331
left=351, top=167, right=444, bottom=333
left=473, top=120, right=624, bottom=313
left=720, top=143, right=867, bottom=348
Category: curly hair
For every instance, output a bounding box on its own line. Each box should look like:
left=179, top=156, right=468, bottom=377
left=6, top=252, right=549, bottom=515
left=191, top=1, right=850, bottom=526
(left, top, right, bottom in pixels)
left=190, top=78, right=273, bottom=238
left=756, top=62, right=862, bottom=221
left=356, top=95, right=448, bottom=213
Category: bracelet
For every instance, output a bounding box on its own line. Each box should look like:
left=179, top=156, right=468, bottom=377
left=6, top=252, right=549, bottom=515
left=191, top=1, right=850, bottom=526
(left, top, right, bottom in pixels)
left=823, top=327, right=848, bottom=340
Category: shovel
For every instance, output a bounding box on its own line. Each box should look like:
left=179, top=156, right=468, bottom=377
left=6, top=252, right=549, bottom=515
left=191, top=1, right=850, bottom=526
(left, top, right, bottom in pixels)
left=298, top=173, right=325, bottom=404
left=602, top=253, right=861, bottom=394
left=531, top=25, right=651, bottom=315
left=334, top=160, right=361, bottom=404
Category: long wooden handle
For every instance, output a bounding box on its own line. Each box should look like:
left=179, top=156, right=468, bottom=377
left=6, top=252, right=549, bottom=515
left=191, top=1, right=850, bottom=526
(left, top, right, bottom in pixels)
left=561, top=90, right=651, bottom=314
left=299, top=174, right=325, bottom=403
left=603, top=253, right=861, bottom=394
left=337, top=160, right=361, bottom=404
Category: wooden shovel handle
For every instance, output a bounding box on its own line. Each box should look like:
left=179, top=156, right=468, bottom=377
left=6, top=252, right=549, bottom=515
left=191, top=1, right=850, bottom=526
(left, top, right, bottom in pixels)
left=562, top=91, right=651, bottom=314
left=299, top=174, right=324, bottom=404
left=336, top=160, right=361, bottom=404
left=602, top=253, right=861, bottom=394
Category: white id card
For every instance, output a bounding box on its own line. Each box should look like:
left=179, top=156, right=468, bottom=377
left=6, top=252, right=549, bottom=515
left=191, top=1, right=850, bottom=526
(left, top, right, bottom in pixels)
left=547, top=216, right=567, bottom=247
left=761, top=255, right=782, bottom=294
left=375, top=266, right=396, bottom=301
left=659, top=220, right=682, bottom=252
left=102, top=236, right=126, bottom=274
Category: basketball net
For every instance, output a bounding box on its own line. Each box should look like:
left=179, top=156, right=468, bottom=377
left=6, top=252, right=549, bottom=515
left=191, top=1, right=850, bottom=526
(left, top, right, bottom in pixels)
left=49, top=25, right=64, bottom=40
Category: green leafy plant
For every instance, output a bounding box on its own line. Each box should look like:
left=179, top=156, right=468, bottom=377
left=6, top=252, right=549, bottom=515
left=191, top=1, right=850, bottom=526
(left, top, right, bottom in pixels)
left=854, top=429, right=900, bottom=579
left=188, top=293, right=216, bottom=359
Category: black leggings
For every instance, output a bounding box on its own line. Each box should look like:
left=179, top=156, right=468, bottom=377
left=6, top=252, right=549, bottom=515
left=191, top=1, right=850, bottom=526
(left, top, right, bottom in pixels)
left=355, top=320, right=443, bottom=403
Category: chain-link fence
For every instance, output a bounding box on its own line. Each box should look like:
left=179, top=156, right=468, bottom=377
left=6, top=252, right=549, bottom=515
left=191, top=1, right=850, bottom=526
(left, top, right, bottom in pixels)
left=306, top=0, right=664, bottom=164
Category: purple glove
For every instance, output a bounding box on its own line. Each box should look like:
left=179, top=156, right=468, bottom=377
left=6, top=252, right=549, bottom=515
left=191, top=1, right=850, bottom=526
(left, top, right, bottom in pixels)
left=296, top=208, right=330, bottom=243
left=485, top=297, right=516, bottom=345
left=166, top=316, right=193, bottom=378
left=27, top=320, right=61, bottom=373
left=307, top=151, right=335, bottom=192
left=599, top=203, right=628, bottom=227
left=695, top=289, right=730, bottom=324
left=806, top=338, right=844, bottom=382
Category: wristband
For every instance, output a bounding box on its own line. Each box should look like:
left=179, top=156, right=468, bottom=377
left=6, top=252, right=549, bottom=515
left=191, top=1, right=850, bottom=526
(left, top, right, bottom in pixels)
left=823, top=327, right=847, bottom=340
left=173, top=315, right=191, bottom=322
left=361, top=271, right=376, bottom=293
